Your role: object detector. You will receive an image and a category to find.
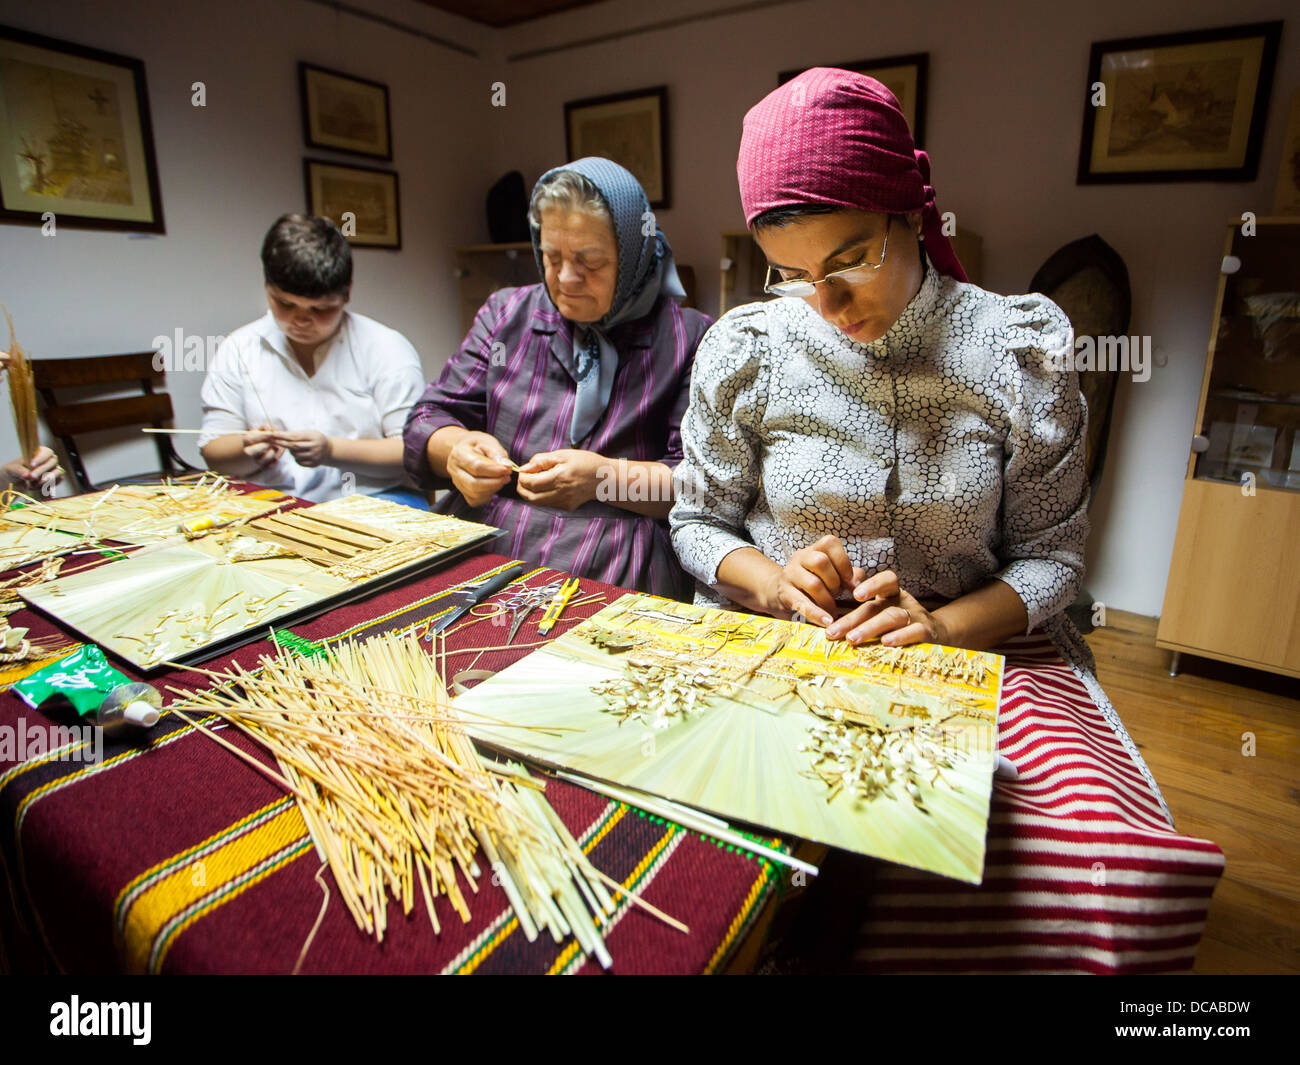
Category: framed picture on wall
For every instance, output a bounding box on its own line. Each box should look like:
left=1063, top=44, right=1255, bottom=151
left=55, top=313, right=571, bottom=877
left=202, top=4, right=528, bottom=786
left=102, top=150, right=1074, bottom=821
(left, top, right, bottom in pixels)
left=564, top=86, right=669, bottom=208
left=299, top=62, right=391, bottom=160
left=1077, top=22, right=1281, bottom=184
left=304, top=159, right=400, bottom=249
left=780, top=53, right=928, bottom=148
left=0, top=24, right=165, bottom=233
left=1272, top=88, right=1300, bottom=215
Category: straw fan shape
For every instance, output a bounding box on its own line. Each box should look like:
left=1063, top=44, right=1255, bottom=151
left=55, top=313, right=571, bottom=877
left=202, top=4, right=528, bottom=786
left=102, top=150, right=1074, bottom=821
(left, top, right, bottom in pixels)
left=454, top=593, right=1005, bottom=884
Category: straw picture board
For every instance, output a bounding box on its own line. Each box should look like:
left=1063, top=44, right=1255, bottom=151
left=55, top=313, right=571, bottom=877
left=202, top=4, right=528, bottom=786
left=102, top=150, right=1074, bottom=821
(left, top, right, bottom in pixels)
left=1, top=477, right=290, bottom=544
left=454, top=593, right=1005, bottom=884
left=21, top=495, right=500, bottom=670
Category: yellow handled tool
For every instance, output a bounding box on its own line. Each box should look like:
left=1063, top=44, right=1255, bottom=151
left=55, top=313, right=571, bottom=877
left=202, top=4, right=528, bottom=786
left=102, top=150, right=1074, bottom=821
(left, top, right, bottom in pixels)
left=537, top=577, right=580, bottom=635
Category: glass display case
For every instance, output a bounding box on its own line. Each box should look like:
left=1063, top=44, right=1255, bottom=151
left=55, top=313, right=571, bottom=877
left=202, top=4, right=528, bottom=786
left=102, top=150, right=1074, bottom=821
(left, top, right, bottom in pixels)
left=1158, top=217, right=1300, bottom=679
left=1193, top=221, right=1300, bottom=489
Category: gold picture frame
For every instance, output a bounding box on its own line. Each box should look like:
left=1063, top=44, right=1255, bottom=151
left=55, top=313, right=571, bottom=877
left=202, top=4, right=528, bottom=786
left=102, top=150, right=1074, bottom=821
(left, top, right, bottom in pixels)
left=299, top=62, right=391, bottom=160
left=1078, top=22, right=1281, bottom=183
left=780, top=53, right=928, bottom=147
left=304, top=159, right=401, bottom=250
left=564, top=86, right=669, bottom=208
left=0, top=24, right=164, bottom=233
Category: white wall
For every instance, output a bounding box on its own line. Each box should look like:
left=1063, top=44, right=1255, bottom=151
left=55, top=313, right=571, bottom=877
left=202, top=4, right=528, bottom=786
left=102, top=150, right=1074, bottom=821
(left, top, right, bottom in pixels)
left=0, top=0, right=490, bottom=481
left=486, top=0, right=1298, bottom=618
left=2, top=0, right=1296, bottom=619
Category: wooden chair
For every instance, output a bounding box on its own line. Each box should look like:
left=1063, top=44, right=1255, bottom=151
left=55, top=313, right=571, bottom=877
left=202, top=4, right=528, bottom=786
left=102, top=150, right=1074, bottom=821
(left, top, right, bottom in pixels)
left=31, top=353, right=202, bottom=493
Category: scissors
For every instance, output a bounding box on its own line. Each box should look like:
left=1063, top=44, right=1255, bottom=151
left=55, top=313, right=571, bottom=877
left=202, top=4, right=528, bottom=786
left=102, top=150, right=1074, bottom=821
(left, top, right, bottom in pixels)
left=500, top=580, right=565, bottom=644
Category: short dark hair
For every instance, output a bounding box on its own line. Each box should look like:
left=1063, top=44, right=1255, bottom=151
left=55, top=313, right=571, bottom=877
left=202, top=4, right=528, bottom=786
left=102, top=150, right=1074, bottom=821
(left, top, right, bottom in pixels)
left=260, top=213, right=352, bottom=297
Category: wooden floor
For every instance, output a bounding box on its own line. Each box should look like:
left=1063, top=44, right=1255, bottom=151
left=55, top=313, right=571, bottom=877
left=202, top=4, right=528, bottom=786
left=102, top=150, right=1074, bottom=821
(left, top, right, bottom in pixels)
left=1083, top=611, right=1300, bottom=973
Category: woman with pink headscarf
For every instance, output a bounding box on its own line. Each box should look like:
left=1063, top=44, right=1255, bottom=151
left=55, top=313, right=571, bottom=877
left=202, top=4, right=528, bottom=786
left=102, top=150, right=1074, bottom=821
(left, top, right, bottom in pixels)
left=670, top=68, right=1091, bottom=663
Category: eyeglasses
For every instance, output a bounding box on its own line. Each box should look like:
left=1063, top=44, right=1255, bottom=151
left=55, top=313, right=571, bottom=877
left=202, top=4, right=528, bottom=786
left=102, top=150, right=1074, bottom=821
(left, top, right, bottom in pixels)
left=763, top=216, right=892, bottom=298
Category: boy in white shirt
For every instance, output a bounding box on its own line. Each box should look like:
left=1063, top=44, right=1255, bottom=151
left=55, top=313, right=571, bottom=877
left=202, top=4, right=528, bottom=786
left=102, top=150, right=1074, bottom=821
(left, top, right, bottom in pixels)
left=199, top=214, right=425, bottom=503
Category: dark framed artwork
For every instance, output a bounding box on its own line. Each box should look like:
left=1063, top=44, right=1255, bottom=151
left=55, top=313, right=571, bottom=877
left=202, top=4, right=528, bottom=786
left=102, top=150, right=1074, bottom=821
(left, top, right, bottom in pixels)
left=304, top=159, right=400, bottom=250
left=780, top=53, right=929, bottom=148
left=0, top=24, right=164, bottom=232
left=564, top=85, right=669, bottom=208
left=1077, top=22, right=1281, bottom=184
left=299, top=62, right=392, bottom=160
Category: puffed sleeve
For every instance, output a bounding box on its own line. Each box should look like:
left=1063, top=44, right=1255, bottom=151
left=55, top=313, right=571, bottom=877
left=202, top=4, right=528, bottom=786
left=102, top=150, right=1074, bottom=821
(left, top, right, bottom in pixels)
left=402, top=290, right=511, bottom=492
left=994, top=294, right=1090, bottom=632
left=658, top=305, right=714, bottom=469
left=669, top=305, right=770, bottom=587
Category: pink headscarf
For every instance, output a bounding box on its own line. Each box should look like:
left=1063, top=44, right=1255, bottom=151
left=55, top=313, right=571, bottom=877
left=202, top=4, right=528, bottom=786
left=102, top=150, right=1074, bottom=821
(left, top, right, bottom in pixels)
left=737, top=67, right=967, bottom=283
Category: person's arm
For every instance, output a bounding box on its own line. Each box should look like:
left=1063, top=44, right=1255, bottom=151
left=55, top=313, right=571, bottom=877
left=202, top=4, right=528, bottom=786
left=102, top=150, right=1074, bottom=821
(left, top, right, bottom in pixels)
left=201, top=426, right=285, bottom=479
left=271, top=431, right=405, bottom=481
left=827, top=296, right=1087, bottom=650
left=988, top=297, right=1089, bottom=632
left=197, top=337, right=291, bottom=482
left=669, top=311, right=769, bottom=589
left=403, top=294, right=512, bottom=497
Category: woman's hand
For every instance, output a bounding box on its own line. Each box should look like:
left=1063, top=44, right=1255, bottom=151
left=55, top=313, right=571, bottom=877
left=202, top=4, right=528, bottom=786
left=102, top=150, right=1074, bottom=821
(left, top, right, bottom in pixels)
left=3, top=446, right=62, bottom=493
left=241, top=424, right=283, bottom=470
left=274, top=429, right=332, bottom=468
left=759, top=534, right=867, bottom=626
left=826, top=569, right=946, bottom=647
left=447, top=431, right=513, bottom=507
left=516, top=449, right=603, bottom=511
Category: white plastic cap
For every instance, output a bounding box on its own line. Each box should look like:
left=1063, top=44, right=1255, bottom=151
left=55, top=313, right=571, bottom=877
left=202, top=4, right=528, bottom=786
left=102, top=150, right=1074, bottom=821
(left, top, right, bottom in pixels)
left=124, top=700, right=160, bottom=728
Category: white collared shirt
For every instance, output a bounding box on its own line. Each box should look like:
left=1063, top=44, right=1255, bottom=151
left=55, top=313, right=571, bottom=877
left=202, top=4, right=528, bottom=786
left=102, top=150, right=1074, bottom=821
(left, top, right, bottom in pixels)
left=198, top=310, right=425, bottom=501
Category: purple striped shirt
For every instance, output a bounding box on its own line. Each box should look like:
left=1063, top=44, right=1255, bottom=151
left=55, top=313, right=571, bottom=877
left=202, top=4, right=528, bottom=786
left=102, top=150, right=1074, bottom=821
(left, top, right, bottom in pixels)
left=403, top=284, right=711, bottom=597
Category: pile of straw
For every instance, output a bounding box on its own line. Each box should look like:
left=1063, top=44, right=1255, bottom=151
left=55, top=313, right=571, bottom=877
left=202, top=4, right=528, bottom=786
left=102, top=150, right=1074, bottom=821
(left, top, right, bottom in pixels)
left=170, top=632, right=681, bottom=964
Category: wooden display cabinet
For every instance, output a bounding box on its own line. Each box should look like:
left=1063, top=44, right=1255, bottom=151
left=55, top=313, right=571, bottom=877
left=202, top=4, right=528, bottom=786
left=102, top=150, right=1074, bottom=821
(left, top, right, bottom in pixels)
left=1157, top=218, right=1300, bottom=678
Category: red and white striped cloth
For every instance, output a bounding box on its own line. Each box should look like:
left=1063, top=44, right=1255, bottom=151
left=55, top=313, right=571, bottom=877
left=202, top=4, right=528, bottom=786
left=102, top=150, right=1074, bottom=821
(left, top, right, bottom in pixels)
left=854, top=626, right=1225, bottom=974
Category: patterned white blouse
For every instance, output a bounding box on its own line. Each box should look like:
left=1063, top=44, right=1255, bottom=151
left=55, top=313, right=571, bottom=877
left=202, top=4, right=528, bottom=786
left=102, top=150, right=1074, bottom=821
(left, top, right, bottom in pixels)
left=669, top=255, right=1089, bottom=635
left=667, top=267, right=1177, bottom=814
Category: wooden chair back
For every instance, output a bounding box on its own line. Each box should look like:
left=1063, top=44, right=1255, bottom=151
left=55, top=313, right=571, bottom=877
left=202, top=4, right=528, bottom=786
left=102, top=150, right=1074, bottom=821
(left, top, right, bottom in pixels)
left=31, top=352, right=200, bottom=492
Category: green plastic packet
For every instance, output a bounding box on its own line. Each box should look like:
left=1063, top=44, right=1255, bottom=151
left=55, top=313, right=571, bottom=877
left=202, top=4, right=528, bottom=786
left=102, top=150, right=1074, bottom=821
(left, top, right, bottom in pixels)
left=13, top=645, right=131, bottom=718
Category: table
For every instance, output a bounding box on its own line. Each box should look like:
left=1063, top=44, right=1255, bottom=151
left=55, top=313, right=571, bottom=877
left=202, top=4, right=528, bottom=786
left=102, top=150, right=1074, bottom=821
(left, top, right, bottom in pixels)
left=2, top=540, right=1227, bottom=974
left=1, top=551, right=790, bottom=974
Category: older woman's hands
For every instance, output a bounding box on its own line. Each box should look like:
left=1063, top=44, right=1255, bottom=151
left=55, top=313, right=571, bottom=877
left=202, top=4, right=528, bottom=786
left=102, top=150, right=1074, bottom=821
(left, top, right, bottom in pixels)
left=447, top=430, right=514, bottom=507
left=517, top=449, right=603, bottom=511
left=826, top=569, right=946, bottom=648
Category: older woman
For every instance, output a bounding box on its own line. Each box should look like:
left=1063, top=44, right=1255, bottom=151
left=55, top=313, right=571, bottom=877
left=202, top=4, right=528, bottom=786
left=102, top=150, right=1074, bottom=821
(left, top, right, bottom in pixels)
left=671, top=68, right=1088, bottom=658
left=404, top=158, right=710, bottom=596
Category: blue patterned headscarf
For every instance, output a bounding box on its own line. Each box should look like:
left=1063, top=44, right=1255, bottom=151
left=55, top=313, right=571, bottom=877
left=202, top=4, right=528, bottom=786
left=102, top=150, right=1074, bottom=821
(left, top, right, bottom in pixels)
left=529, top=157, right=686, bottom=445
